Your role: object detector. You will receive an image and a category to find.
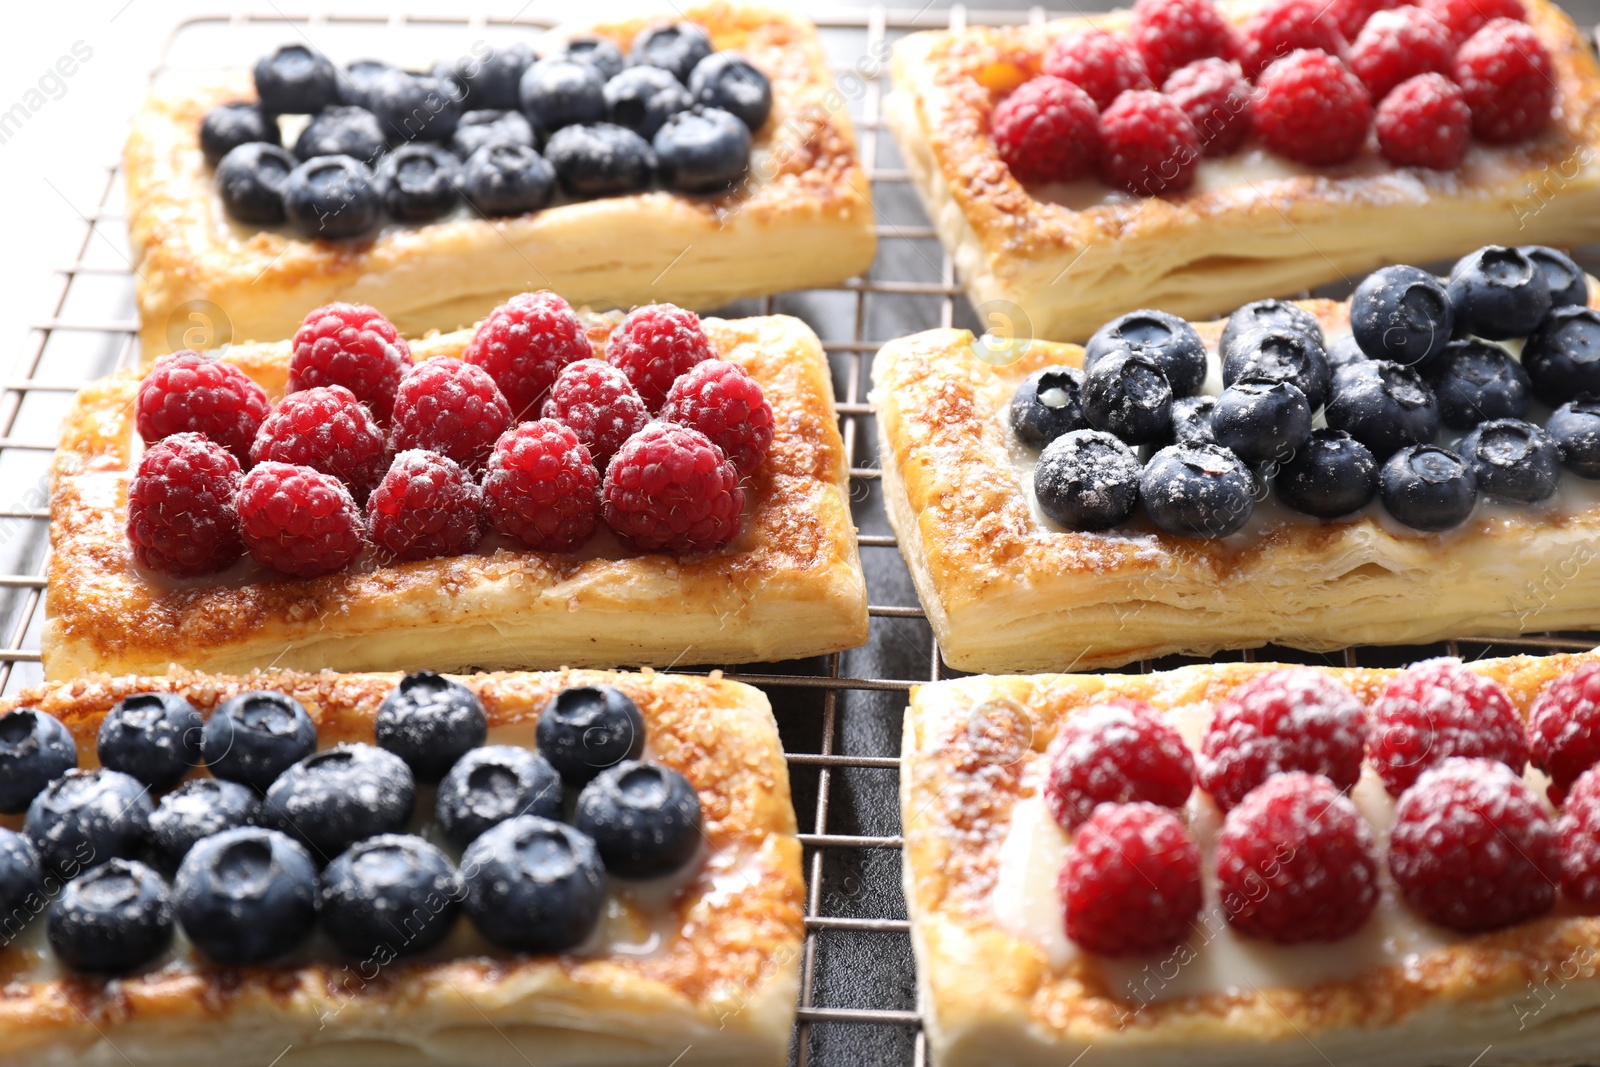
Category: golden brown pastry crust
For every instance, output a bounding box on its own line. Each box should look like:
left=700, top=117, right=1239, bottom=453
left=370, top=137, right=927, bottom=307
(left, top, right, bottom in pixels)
left=43, top=314, right=868, bottom=680
left=125, top=2, right=876, bottom=358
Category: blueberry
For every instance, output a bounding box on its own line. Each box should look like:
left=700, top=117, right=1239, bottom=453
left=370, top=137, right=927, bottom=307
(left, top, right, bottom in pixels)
left=320, top=834, right=462, bottom=959
left=430, top=58, right=474, bottom=108
left=1457, top=418, right=1561, bottom=504
left=1521, top=245, right=1589, bottom=309
left=1140, top=444, right=1256, bottom=538
left=653, top=107, right=750, bottom=194
left=450, top=109, right=537, bottom=159
left=1083, top=348, right=1173, bottom=445
left=563, top=37, right=628, bottom=83
left=1210, top=379, right=1312, bottom=466
left=293, top=105, right=387, bottom=164
left=1446, top=245, right=1552, bottom=340
left=461, top=815, right=605, bottom=952
left=1083, top=310, right=1207, bottom=398
left=1427, top=339, right=1531, bottom=430
left=1274, top=429, right=1378, bottom=518
left=1033, top=429, right=1140, bottom=530
left=536, top=685, right=646, bottom=785
left=338, top=59, right=399, bottom=109
left=1169, top=395, right=1217, bottom=447
left=1523, top=305, right=1600, bottom=407
left=688, top=52, right=772, bottom=131
left=0, top=708, right=78, bottom=815
left=199, top=103, right=280, bottom=167
left=377, top=143, right=460, bottom=222
left=254, top=44, right=338, bottom=115
left=145, top=778, right=261, bottom=876
left=519, top=59, right=606, bottom=133
left=459, top=142, right=556, bottom=216
left=1220, top=299, right=1325, bottom=360
left=24, top=769, right=152, bottom=880
left=574, top=761, right=702, bottom=879
left=376, top=671, right=488, bottom=783
left=1548, top=398, right=1600, bottom=478
left=632, top=23, right=714, bottom=84
left=0, top=829, right=42, bottom=928
left=283, top=155, right=382, bottom=240
left=1380, top=445, right=1478, bottom=531
left=604, top=66, right=693, bottom=139
left=1325, top=333, right=1367, bottom=372
left=459, top=42, right=536, bottom=110
left=436, top=745, right=563, bottom=849
left=203, top=690, right=318, bottom=793
left=96, top=692, right=204, bottom=792
left=545, top=123, right=655, bottom=199
left=216, top=142, right=295, bottom=226
left=1009, top=365, right=1086, bottom=448
left=1221, top=326, right=1331, bottom=411
left=174, top=827, right=317, bottom=965
left=47, top=859, right=172, bottom=975
left=366, top=69, right=462, bottom=144
left=1324, top=360, right=1439, bottom=459
left=264, top=743, right=415, bottom=863
left=1349, top=265, right=1453, bottom=367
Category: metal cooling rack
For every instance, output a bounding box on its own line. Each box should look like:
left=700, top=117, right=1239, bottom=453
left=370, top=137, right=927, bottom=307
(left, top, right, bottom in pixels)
left=9, top=7, right=1600, bottom=1066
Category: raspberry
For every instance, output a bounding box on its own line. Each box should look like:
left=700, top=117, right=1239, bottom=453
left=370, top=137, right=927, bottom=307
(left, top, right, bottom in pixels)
left=125, top=433, right=243, bottom=577
left=604, top=304, right=715, bottom=412
left=237, top=461, right=365, bottom=578
left=1097, top=89, right=1201, bottom=195
left=602, top=423, right=744, bottom=554
left=1388, top=758, right=1558, bottom=932
left=1043, top=699, right=1194, bottom=829
left=367, top=450, right=485, bottom=561
left=1216, top=773, right=1379, bottom=943
left=1041, top=29, right=1152, bottom=109
left=289, top=303, right=413, bottom=425
left=1420, top=0, right=1526, bottom=46
left=1375, top=72, right=1472, bottom=169
left=136, top=351, right=270, bottom=464
left=1238, top=0, right=1347, bottom=81
left=460, top=291, right=593, bottom=420
left=540, top=359, right=649, bottom=468
left=249, top=386, right=387, bottom=501
left=1162, top=58, right=1252, bottom=156
left=1557, top=766, right=1600, bottom=909
left=1252, top=50, right=1373, bottom=166
left=1452, top=18, right=1554, bottom=144
left=1327, top=0, right=1403, bottom=39
left=389, top=358, right=513, bottom=473
left=1198, top=668, right=1369, bottom=811
left=1059, top=803, right=1202, bottom=957
left=658, top=359, right=775, bottom=475
left=989, top=75, right=1101, bottom=187
left=1129, top=0, right=1240, bottom=86
left=1368, top=658, right=1527, bottom=796
left=1348, top=6, right=1453, bottom=101
left=481, top=420, right=602, bottom=552
left=1528, top=662, right=1600, bottom=805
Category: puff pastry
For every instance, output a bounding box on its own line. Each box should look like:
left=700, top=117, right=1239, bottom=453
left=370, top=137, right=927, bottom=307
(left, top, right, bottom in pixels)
left=125, top=2, right=876, bottom=359
left=886, top=0, right=1600, bottom=343
left=902, top=653, right=1600, bottom=1067
left=43, top=313, right=868, bottom=680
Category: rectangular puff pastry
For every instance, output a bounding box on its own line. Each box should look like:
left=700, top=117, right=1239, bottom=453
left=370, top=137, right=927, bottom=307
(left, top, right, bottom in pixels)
left=0, top=666, right=801, bottom=1067
left=887, top=0, right=1600, bottom=343
left=902, top=654, right=1600, bottom=1067
left=125, top=2, right=876, bottom=359
left=43, top=313, right=867, bottom=679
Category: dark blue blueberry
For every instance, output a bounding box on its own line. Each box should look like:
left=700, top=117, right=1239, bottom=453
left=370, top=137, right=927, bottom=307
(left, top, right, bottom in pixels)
left=1221, top=326, right=1331, bottom=411
left=174, top=827, right=317, bottom=965
left=96, top=692, right=204, bottom=792
left=632, top=22, right=714, bottom=83
left=430, top=58, right=474, bottom=108
left=1169, top=395, right=1217, bottom=447
left=1427, top=339, right=1530, bottom=430
left=254, top=44, right=338, bottom=115
left=458, top=42, right=535, bottom=110
left=283, top=155, right=382, bottom=240
left=1547, top=398, right=1600, bottom=478
left=1140, top=444, right=1256, bottom=537
left=574, top=761, right=702, bottom=879
left=536, top=685, right=646, bottom=786
left=519, top=59, right=606, bottom=133
left=0, top=708, right=78, bottom=815
left=47, top=859, right=172, bottom=975
left=436, top=744, right=563, bottom=849
left=545, top=123, right=655, bottom=199
left=1274, top=428, right=1378, bottom=519
left=449, top=109, right=537, bottom=159
left=199, top=103, right=280, bottom=167
left=688, top=52, right=772, bottom=131
left=377, top=143, right=460, bottom=222
left=216, top=142, right=294, bottom=226
left=1523, top=305, right=1600, bottom=407
left=653, top=107, right=750, bottom=194
left=1083, top=348, right=1174, bottom=445
left=563, top=37, right=628, bottom=83
left=1210, top=379, right=1312, bottom=466
left=320, top=834, right=462, bottom=959
left=1324, top=333, right=1367, bottom=372
left=338, top=59, right=399, bottom=109
left=376, top=671, right=488, bottom=783
left=1009, top=365, right=1086, bottom=448
left=263, top=743, right=415, bottom=864
left=202, top=690, right=318, bottom=793
left=1446, top=245, right=1552, bottom=340
left=1457, top=418, right=1561, bottom=504
left=1349, top=265, right=1453, bottom=367
left=461, top=815, right=605, bottom=952
left=604, top=66, right=693, bottom=139
left=293, top=105, right=387, bottom=164
left=1083, top=309, right=1207, bottom=397
left=460, top=142, right=556, bottom=216
left=1033, top=429, right=1140, bottom=530
left=145, top=778, right=261, bottom=876
left=24, top=769, right=152, bottom=880
left=1380, top=445, right=1478, bottom=531
left=1324, top=360, right=1439, bottom=459
left=366, top=69, right=462, bottom=144
left=0, top=829, right=42, bottom=931
left=1521, top=245, right=1588, bottom=309
left=1219, top=299, right=1324, bottom=361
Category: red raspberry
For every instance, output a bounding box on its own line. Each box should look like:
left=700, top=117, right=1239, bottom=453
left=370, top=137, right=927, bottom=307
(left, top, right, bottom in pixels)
left=1327, top=0, right=1403, bottom=39
left=602, top=423, right=744, bottom=554
left=1239, top=0, right=1347, bottom=81
left=1043, top=699, right=1194, bottom=829
left=540, top=359, right=649, bottom=468
left=136, top=351, right=270, bottom=464
left=1059, top=803, right=1202, bottom=957
left=1368, top=658, right=1527, bottom=796
left=460, top=291, right=593, bottom=420
left=1216, top=773, right=1379, bottom=943
left=1375, top=72, right=1472, bottom=169
left=604, top=305, right=715, bottom=412
left=249, top=386, right=387, bottom=501
left=1452, top=18, right=1554, bottom=144
left=658, top=359, right=775, bottom=475
left=1253, top=50, right=1373, bottom=166
left=1097, top=90, right=1201, bottom=195
left=1420, top=0, right=1526, bottom=46
left=125, top=433, right=243, bottom=577
left=1389, top=758, right=1558, bottom=932
left=1348, top=6, right=1453, bottom=101
left=1557, top=765, right=1600, bottom=909
left=1198, top=668, right=1369, bottom=811
left=236, top=461, right=365, bottom=578
left=389, top=358, right=513, bottom=473
left=1162, top=58, right=1252, bottom=156
left=367, top=450, right=485, bottom=561
left=481, top=420, right=602, bottom=552
left=1042, top=29, right=1152, bottom=109
left=1528, top=662, right=1600, bottom=805
left=1129, top=0, right=1240, bottom=86
left=289, top=303, right=412, bottom=425
left=990, top=75, right=1101, bottom=187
